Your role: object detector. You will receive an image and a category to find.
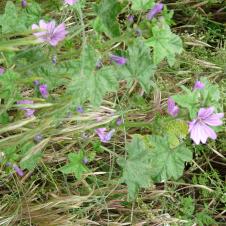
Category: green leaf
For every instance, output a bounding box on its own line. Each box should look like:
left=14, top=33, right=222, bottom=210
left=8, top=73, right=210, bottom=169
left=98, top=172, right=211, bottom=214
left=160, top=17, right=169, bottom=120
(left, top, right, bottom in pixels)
left=173, top=87, right=199, bottom=119
left=60, top=152, right=88, bottom=179
left=0, top=71, right=20, bottom=113
left=3, top=146, right=18, bottom=162
left=68, top=46, right=118, bottom=106
left=148, top=136, right=192, bottom=181
left=21, top=2, right=42, bottom=27
left=130, top=0, right=154, bottom=11
left=20, top=152, right=42, bottom=170
left=19, top=142, right=42, bottom=170
left=118, top=135, right=193, bottom=199
left=0, top=1, right=27, bottom=34
left=199, top=78, right=221, bottom=111
left=145, top=23, right=183, bottom=66
left=116, top=39, right=156, bottom=92
left=0, top=112, right=9, bottom=124
left=96, top=0, right=124, bottom=37
left=117, top=135, right=153, bottom=200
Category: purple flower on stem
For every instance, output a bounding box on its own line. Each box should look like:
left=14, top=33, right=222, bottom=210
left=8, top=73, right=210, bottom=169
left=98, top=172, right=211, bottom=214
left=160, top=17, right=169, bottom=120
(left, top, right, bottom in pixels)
left=95, top=128, right=115, bottom=143
left=17, top=100, right=33, bottom=105
left=127, top=15, right=134, bottom=23
left=34, top=134, right=43, bottom=143
left=167, top=97, right=179, bottom=117
left=110, top=54, right=127, bottom=65
left=17, top=100, right=35, bottom=117
left=0, top=67, right=5, bottom=75
left=76, top=106, right=84, bottom=113
left=147, top=3, right=164, bottom=20
left=24, top=109, right=36, bottom=118
left=21, top=0, right=27, bottom=8
left=34, top=80, right=40, bottom=86
left=65, top=0, right=77, bottom=5
left=13, top=164, right=24, bottom=177
left=83, top=157, right=89, bottom=164
left=189, top=107, right=224, bottom=145
left=116, top=117, right=124, bottom=126
left=39, top=84, right=49, bottom=98
left=32, top=20, right=68, bottom=46
left=193, top=81, right=205, bottom=90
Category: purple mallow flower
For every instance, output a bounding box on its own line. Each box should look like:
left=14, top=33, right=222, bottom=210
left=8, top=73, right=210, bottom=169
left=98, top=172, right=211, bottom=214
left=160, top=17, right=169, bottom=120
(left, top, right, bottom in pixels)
left=65, top=0, right=77, bottom=5
left=32, top=20, right=68, bottom=46
left=193, top=81, right=205, bottom=90
left=127, top=15, right=134, bottom=23
left=76, top=106, right=84, bottom=113
left=24, top=109, right=36, bottom=118
left=13, top=164, right=24, bottom=177
left=167, top=97, right=179, bottom=117
left=95, top=128, right=115, bottom=143
left=189, top=107, right=224, bottom=145
left=39, top=84, right=49, bottom=98
left=21, top=0, right=27, bottom=8
left=34, top=80, right=40, bottom=86
left=17, top=100, right=35, bottom=117
left=116, top=117, right=123, bottom=126
left=34, top=134, right=43, bottom=143
left=110, top=54, right=127, bottom=65
left=2, top=161, right=24, bottom=177
left=147, top=3, right=164, bottom=20
left=83, top=157, right=89, bottom=164
left=0, top=67, right=5, bottom=75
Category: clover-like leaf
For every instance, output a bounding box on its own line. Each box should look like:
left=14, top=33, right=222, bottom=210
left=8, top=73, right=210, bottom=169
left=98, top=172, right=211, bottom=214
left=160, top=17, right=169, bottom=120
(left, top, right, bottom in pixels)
left=145, top=22, right=183, bottom=66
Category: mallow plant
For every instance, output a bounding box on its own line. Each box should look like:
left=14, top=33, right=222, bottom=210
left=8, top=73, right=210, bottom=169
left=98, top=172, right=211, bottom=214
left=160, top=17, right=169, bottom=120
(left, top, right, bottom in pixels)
left=0, top=0, right=224, bottom=200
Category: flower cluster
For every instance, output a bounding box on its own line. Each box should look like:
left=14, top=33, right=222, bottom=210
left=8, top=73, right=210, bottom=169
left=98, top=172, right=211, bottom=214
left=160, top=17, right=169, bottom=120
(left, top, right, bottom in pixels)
left=167, top=81, right=224, bottom=145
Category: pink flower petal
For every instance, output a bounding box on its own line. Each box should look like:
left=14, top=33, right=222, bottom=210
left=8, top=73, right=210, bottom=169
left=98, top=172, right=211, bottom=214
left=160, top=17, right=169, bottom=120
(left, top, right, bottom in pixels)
left=189, top=122, right=201, bottom=145
left=198, top=107, right=214, bottom=119
left=39, top=20, right=48, bottom=29
left=193, top=81, right=205, bottom=90
left=65, top=0, right=77, bottom=5
left=203, top=113, right=224, bottom=126
left=167, top=97, right=179, bottom=117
